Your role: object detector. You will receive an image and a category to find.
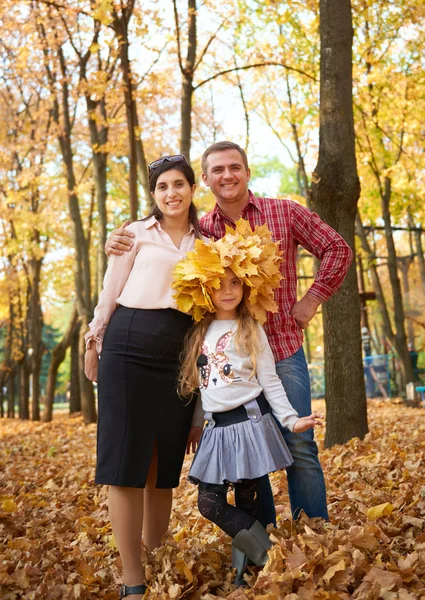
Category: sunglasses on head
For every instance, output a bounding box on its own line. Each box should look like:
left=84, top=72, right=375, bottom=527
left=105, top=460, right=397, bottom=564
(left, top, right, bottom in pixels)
left=148, top=155, right=189, bottom=171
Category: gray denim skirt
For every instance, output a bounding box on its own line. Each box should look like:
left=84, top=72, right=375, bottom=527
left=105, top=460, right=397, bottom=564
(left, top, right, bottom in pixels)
left=188, top=393, right=294, bottom=485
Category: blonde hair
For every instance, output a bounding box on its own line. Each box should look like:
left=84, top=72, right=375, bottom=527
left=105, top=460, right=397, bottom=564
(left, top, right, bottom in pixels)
left=178, top=290, right=261, bottom=399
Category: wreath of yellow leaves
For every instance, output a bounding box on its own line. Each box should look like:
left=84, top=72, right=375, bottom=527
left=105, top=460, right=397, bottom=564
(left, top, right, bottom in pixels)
left=172, top=218, right=284, bottom=324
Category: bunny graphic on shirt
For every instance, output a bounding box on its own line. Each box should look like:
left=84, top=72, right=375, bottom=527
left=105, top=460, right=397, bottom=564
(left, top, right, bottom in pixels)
left=197, top=331, right=242, bottom=390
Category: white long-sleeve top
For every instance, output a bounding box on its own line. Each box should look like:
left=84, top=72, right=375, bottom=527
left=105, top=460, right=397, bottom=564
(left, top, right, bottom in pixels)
left=198, top=320, right=299, bottom=431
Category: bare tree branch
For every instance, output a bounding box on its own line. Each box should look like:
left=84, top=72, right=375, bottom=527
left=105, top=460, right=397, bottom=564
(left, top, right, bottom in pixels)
left=173, top=0, right=184, bottom=74
left=195, top=61, right=316, bottom=90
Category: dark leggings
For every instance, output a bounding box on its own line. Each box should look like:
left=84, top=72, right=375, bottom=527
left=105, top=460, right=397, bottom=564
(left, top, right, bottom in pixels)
left=197, top=479, right=260, bottom=539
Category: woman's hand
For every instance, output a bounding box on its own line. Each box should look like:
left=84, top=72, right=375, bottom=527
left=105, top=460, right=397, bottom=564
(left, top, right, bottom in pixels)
left=105, top=220, right=135, bottom=256
left=293, top=413, right=324, bottom=433
left=84, top=346, right=99, bottom=382
left=186, top=426, right=203, bottom=454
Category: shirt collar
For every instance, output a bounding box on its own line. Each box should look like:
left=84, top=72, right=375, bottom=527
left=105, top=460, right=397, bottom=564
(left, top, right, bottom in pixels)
left=246, top=190, right=263, bottom=213
left=144, top=215, right=158, bottom=229
left=144, top=214, right=195, bottom=233
left=211, top=189, right=263, bottom=221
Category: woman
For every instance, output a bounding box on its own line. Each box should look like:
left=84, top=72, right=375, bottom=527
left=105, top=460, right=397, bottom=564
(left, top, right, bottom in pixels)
left=84, top=155, right=204, bottom=599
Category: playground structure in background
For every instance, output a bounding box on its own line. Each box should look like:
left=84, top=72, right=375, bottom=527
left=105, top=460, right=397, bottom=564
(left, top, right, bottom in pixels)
left=308, top=352, right=425, bottom=400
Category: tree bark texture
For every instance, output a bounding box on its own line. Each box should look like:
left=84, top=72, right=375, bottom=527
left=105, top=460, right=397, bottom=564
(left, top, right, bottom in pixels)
left=176, top=0, right=197, bottom=161
left=311, top=0, right=368, bottom=447
left=28, top=253, right=44, bottom=421
left=6, top=299, right=15, bottom=418
left=7, top=371, right=15, bottom=419
left=85, top=93, right=109, bottom=293
left=18, top=360, right=29, bottom=420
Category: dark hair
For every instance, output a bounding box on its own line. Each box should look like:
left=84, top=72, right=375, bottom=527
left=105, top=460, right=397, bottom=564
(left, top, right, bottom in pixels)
left=201, top=141, right=249, bottom=174
left=143, top=158, right=201, bottom=238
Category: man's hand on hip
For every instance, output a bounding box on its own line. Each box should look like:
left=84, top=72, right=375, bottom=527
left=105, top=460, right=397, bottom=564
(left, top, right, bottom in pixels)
left=291, top=294, right=321, bottom=329
left=105, top=220, right=134, bottom=256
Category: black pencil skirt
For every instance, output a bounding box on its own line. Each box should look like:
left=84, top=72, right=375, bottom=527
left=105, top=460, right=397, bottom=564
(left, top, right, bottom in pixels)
left=95, top=306, right=194, bottom=488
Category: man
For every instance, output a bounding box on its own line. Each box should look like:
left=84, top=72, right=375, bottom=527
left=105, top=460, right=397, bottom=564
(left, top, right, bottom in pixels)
left=106, top=141, right=353, bottom=525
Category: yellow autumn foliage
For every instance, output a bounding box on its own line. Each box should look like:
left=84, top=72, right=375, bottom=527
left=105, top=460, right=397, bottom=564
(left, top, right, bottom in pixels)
left=172, top=219, right=283, bottom=324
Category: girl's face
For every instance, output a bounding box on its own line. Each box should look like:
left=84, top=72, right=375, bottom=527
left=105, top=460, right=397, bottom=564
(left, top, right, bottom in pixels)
left=151, top=169, right=195, bottom=220
left=211, top=269, right=243, bottom=320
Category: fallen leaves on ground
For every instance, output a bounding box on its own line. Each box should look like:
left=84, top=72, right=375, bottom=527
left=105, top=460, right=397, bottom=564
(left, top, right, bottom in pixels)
left=1, top=400, right=425, bottom=599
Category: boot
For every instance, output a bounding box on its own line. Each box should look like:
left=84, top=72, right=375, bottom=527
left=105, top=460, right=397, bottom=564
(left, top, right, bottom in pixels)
left=232, top=520, right=272, bottom=567
left=232, top=546, right=248, bottom=587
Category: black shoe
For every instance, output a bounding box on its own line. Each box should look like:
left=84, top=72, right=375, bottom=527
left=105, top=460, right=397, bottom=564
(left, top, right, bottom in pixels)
left=232, top=546, right=248, bottom=587
left=119, top=584, right=147, bottom=598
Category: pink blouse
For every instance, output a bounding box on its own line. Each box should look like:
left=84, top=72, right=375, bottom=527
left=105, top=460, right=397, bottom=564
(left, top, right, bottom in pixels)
left=85, top=216, right=199, bottom=353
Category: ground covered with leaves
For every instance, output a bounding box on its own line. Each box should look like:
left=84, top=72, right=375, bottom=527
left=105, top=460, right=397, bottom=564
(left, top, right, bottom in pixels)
left=1, top=400, right=425, bottom=600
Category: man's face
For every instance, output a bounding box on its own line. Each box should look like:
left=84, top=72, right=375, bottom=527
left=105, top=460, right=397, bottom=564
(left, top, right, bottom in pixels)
left=202, top=149, right=251, bottom=206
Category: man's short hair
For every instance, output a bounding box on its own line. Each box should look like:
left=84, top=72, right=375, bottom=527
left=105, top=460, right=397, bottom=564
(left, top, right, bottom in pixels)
left=201, top=141, right=249, bottom=173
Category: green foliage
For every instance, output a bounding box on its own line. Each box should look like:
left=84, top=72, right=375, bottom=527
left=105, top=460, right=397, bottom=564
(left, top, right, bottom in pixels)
left=250, top=157, right=300, bottom=197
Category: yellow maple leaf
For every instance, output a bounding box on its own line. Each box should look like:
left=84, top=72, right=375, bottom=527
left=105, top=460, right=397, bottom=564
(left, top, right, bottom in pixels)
left=175, top=294, right=194, bottom=314
left=367, top=502, right=394, bottom=521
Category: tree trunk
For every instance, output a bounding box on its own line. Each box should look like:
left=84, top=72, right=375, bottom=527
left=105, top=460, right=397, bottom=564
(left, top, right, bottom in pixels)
left=85, top=93, right=109, bottom=294
left=413, top=228, right=425, bottom=287
left=176, top=0, right=197, bottom=162
left=28, top=254, right=44, bottom=421
left=135, top=119, right=151, bottom=207
left=398, top=257, right=415, bottom=347
left=44, top=307, right=78, bottom=422
left=356, top=214, right=396, bottom=349
left=78, top=316, right=97, bottom=423
left=70, top=320, right=82, bottom=414
left=19, top=359, right=30, bottom=420
left=6, top=299, right=16, bottom=418
left=311, top=0, right=367, bottom=448
left=0, top=374, right=4, bottom=418
left=181, top=76, right=194, bottom=161
left=408, top=210, right=425, bottom=287
left=381, top=177, right=414, bottom=387
left=7, top=370, right=16, bottom=419
left=40, top=40, right=96, bottom=423
left=111, top=4, right=139, bottom=220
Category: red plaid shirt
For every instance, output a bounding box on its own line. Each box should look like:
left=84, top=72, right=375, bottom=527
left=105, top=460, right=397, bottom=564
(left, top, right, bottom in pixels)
left=200, top=191, right=353, bottom=362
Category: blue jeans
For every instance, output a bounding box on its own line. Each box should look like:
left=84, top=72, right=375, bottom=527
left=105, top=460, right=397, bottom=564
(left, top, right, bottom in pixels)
left=257, top=346, right=328, bottom=523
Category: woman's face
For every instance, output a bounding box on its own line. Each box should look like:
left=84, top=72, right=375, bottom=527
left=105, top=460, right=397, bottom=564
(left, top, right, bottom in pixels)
left=151, top=169, right=195, bottom=220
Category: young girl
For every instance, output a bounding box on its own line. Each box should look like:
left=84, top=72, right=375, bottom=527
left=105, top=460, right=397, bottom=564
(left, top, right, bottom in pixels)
left=173, top=219, right=322, bottom=586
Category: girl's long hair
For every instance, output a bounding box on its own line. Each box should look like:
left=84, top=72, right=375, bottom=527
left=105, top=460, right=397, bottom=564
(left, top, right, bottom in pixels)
left=178, top=291, right=261, bottom=399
